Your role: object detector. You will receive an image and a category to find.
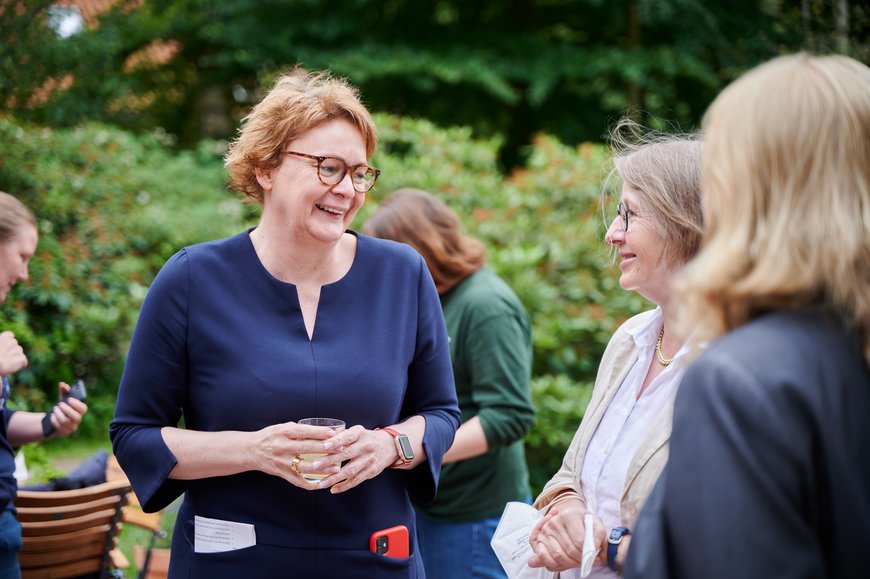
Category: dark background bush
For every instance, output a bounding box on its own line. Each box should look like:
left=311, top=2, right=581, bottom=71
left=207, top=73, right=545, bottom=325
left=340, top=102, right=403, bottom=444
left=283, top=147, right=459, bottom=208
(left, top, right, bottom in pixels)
left=4, top=1, right=866, bottom=170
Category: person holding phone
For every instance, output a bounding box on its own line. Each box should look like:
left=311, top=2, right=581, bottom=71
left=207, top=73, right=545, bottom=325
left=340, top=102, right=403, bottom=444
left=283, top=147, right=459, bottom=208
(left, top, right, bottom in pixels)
left=623, top=53, right=870, bottom=579
left=0, top=191, right=89, bottom=577
left=111, top=69, right=460, bottom=578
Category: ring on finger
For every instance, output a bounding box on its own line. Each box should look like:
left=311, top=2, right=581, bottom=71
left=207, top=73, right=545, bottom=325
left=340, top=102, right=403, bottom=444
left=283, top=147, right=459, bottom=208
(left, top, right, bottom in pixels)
left=290, top=456, right=301, bottom=475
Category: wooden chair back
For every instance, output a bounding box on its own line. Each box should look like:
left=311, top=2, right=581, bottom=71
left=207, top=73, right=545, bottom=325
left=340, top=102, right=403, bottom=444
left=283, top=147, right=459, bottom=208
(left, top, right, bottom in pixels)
left=106, top=455, right=168, bottom=578
left=15, top=479, right=131, bottom=579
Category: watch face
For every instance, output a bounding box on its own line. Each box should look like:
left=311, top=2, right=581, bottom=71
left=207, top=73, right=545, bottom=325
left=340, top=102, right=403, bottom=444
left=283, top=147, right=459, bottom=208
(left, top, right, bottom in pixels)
left=609, top=527, right=629, bottom=543
left=397, top=434, right=414, bottom=460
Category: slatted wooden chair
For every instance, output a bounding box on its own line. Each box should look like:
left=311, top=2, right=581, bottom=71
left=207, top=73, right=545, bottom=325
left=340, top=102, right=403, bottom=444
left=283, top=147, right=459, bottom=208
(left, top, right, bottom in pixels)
left=106, top=455, right=168, bottom=579
left=15, top=478, right=131, bottom=579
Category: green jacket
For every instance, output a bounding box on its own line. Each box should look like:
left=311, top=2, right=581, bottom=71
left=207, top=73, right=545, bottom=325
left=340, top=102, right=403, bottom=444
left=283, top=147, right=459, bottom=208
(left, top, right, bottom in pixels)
left=418, top=267, right=535, bottom=522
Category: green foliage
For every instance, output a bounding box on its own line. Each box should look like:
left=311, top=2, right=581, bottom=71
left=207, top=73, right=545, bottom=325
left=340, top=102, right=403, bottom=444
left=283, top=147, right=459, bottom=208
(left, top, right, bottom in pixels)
left=1, top=112, right=647, bottom=495
left=526, top=375, right=594, bottom=493
left=0, top=116, right=248, bottom=441
left=368, top=114, right=649, bottom=379
left=367, top=114, right=650, bottom=492
left=3, top=1, right=867, bottom=168
left=2, top=0, right=864, bottom=511
left=16, top=443, right=64, bottom=484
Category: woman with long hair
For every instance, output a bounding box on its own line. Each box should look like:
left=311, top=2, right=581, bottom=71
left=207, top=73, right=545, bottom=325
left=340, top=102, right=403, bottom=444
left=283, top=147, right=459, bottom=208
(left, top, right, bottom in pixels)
left=366, top=188, right=536, bottom=579
left=624, top=53, right=870, bottom=579
left=0, top=192, right=88, bottom=577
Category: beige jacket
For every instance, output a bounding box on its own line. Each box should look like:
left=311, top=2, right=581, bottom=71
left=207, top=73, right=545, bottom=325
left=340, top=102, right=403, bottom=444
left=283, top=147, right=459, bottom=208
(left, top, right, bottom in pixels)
left=533, top=309, right=676, bottom=530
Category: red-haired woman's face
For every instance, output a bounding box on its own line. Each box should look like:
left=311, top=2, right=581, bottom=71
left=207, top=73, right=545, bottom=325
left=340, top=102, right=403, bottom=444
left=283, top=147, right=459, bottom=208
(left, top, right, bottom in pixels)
left=257, top=118, right=368, bottom=247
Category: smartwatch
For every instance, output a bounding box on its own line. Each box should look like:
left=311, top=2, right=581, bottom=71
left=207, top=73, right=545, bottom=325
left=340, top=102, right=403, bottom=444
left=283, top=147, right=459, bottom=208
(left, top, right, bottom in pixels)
left=376, top=427, right=414, bottom=467
left=607, top=527, right=630, bottom=572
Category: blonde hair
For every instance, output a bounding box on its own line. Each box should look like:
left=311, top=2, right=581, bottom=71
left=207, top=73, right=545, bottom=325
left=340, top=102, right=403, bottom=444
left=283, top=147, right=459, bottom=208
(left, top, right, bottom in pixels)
left=676, top=53, right=870, bottom=362
left=225, top=68, right=378, bottom=203
left=608, top=120, right=704, bottom=266
left=0, top=191, right=36, bottom=243
left=363, top=188, right=485, bottom=294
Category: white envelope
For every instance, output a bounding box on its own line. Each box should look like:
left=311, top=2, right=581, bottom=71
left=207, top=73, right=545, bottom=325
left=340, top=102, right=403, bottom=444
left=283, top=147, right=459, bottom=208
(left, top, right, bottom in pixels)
left=491, top=501, right=599, bottom=579
left=491, top=502, right=554, bottom=579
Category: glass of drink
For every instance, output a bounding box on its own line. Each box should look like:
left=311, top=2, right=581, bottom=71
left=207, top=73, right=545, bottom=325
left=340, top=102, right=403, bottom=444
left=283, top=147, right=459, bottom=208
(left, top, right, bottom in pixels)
left=298, top=417, right=345, bottom=483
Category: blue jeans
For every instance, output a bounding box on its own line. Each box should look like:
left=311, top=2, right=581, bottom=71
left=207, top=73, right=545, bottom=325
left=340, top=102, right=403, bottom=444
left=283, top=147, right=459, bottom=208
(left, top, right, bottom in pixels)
left=0, top=510, right=22, bottom=579
left=415, top=510, right=507, bottom=579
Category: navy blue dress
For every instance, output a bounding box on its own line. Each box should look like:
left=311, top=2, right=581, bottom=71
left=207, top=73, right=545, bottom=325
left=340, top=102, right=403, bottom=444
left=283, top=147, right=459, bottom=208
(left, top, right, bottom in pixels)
left=110, top=230, right=460, bottom=578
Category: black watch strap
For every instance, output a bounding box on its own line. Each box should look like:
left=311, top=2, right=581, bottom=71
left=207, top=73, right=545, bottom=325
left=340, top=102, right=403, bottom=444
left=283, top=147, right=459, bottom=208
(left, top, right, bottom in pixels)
left=41, top=408, right=57, bottom=437
left=607, top=527, right=630, bottom=572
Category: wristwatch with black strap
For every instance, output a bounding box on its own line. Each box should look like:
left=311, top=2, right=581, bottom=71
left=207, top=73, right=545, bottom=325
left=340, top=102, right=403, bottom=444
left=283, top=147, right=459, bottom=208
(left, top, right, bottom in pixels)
left=607, top=526, right=631, bottom=572
left=376, top=427, right=414, bottom=467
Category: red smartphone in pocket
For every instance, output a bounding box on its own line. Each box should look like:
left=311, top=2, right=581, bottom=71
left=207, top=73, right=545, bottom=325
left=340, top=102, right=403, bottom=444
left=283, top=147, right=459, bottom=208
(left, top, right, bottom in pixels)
left=369, top=525, right=409, bottom=558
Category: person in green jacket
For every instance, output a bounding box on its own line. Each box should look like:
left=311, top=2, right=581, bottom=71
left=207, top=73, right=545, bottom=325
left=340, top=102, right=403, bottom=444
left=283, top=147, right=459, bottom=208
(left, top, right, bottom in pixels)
left=365, top=188, right=535, bottom=579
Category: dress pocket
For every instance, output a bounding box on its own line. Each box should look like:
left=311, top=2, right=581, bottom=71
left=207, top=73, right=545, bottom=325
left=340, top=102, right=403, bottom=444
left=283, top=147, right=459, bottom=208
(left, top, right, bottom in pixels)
left=182, top=543, right=421, bottom=577
left=185, top=544, right=262, bottom=579
left=368, top=549, right=419, bottom=578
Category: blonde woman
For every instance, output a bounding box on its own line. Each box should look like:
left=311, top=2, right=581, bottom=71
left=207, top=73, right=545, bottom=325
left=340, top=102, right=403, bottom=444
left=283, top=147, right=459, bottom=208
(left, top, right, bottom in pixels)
left=624, top=53, right=870, bottom=579
left=528, top=124, right=703, bottom=577
left=0, top=192, right=88, bottom=577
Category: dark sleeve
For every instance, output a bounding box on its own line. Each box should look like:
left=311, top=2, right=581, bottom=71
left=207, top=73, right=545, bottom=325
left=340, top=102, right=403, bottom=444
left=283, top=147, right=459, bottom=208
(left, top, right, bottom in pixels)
left=0, top=409, right=16, bottom=512
left=109, top=250, right=190, bottom=512
left=622, top=468, right=677, bottom=579
left=466, top=312, right=535, bottom=448
left=399, top=256, right=461, bottom=505
left=624, top=351, right=825, bottom=579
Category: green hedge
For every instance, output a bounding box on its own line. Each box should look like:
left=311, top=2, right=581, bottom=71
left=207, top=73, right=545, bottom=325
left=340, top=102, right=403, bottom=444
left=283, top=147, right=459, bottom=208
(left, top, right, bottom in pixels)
left=367, top=115, right=649, bottom=491
left=0, top=114, right=648, bottom=494
left=0, top=118, right=247, bottom=439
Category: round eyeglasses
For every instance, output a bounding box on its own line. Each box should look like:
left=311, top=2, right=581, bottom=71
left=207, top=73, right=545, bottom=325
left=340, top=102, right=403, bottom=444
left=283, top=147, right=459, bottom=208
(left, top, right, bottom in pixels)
left=616, top=202, right=637, bottom=232
left=285, top=151, right=380, bottom=193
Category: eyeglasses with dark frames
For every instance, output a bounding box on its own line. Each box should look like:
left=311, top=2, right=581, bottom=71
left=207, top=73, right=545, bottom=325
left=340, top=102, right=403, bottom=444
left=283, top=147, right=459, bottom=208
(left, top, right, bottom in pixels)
left=616, top=202, right=637, bottom=232
left=284, top=151, right=381, bottom=193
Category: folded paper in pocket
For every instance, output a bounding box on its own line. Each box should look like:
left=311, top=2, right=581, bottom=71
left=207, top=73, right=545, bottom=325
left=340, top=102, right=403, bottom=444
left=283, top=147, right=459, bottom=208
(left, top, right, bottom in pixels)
left=194, top=515, right=256, bottom=553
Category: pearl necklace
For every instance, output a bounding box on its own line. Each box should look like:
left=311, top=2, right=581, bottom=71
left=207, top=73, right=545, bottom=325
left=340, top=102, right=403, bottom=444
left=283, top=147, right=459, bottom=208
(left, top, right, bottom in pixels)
left=655, top=327, right=674, bottom=367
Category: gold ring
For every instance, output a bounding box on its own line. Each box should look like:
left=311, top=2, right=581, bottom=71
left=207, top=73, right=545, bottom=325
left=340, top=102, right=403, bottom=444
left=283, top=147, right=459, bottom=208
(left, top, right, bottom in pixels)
left=290, top=456, right=301, bottom=475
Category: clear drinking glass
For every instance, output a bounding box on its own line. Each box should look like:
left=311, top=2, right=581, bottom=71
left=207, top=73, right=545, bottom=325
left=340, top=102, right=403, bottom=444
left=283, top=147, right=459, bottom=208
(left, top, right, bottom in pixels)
left=298, top=417, right=345, bottom=483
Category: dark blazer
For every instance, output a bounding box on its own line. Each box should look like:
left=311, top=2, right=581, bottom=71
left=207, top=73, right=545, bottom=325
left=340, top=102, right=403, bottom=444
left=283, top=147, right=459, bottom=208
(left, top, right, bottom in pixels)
left=624, top=309, right=870, bottom=579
